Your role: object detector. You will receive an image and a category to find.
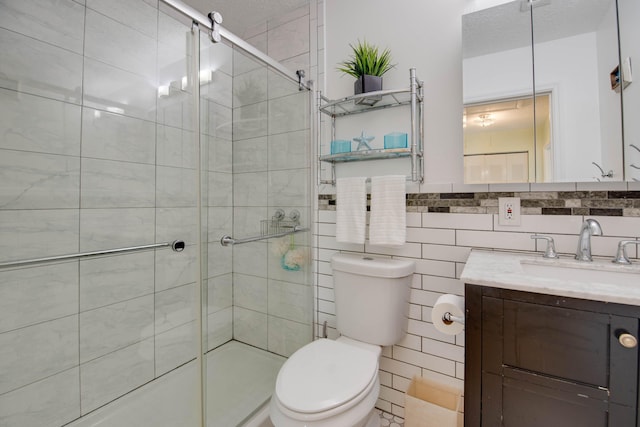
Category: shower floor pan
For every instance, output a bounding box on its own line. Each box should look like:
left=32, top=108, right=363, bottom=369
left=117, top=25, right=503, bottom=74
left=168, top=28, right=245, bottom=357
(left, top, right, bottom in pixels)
left=66, top=341, right=283, bottom=427
left=207, top=341, right=284, bottom=426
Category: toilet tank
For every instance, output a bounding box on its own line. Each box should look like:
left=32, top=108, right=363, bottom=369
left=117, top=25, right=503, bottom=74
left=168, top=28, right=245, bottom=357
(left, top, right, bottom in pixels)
left=331, top=253, right=415, bottom=346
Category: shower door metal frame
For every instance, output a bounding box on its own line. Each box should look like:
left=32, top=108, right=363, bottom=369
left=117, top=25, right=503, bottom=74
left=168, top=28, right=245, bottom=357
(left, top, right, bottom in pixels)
left=187, top=21, right=206, bottom=427
left=159, top=0, right=312, bottom=90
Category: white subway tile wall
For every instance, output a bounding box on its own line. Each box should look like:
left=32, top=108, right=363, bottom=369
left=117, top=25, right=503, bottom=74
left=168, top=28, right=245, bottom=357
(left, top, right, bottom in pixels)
left=314, top=208, right=640, bottom=418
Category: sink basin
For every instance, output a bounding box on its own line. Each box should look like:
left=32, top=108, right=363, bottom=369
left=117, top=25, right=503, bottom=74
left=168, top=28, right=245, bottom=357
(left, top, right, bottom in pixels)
left=520, top=260, right=639, bottom=286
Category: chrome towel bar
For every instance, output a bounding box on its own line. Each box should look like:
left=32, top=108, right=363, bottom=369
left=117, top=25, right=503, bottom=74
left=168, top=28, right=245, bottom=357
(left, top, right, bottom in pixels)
left=220, top=226, right=309, bottom=246
left=0, top=240, right=185, bottom=269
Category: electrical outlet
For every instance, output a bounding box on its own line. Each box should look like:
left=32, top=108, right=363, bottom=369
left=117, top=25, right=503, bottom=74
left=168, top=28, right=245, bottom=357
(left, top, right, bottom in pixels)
left=505, top=202, right=514, bottom=219
left=498, top=197, right=521, bottom=226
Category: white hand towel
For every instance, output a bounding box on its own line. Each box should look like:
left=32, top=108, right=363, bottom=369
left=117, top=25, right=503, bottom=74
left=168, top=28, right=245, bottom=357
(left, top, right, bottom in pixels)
left=369, top=175, right=406, bottom=246
left=336, top=176, right=367, bottom=244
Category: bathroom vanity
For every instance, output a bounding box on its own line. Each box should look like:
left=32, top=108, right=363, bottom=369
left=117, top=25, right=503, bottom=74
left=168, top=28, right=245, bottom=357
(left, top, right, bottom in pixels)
left=461, top=250, right=640, bottom=427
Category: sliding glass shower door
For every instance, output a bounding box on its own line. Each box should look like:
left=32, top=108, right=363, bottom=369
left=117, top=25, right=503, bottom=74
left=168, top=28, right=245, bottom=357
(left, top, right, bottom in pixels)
left=0, top=1, right=312, bottom=425
left=200, top=33, right=313, bottom=427
left=0, top=2, right=201, bottom=426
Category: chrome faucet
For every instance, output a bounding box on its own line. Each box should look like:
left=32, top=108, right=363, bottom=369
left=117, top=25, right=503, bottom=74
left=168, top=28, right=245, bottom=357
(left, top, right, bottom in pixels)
left=575, top=219, right=602, bottom=261
left=612, top=240, right=640, bottom=264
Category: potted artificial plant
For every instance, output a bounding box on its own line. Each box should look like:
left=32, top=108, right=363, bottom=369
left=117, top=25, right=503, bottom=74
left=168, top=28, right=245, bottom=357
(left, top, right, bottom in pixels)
left=337, top=40, right=394, bottom=105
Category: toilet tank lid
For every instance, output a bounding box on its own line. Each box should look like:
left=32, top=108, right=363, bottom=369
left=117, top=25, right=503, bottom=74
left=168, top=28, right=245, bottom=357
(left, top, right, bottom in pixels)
left=331, top=253, right=415, bottom=278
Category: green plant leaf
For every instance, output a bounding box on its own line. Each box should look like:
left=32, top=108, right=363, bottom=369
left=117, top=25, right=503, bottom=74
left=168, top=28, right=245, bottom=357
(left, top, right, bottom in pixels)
left=336, top=39, right=395, bottom=78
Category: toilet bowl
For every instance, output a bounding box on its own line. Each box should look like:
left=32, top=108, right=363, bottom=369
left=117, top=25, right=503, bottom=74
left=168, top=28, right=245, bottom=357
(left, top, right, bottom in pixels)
left=270, top=337, right=381, bottom=427
left=270, top=254, right=415, bottom=427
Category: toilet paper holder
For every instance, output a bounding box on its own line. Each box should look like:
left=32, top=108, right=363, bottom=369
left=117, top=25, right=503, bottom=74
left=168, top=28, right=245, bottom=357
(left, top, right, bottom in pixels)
left=432, top=294, right=465, bottom=335
left=442, top=312, right=465, bottom=326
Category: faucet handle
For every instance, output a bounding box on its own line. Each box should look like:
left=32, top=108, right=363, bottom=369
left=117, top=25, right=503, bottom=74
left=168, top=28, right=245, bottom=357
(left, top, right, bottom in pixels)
left=531, top=234, right=559, bottom=259
left=612, top=240, right=640, bottom=265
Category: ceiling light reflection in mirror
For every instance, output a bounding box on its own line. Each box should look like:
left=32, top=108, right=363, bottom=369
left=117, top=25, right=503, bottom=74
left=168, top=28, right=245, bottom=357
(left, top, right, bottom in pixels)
left=464, top=95, right=551, bottom=184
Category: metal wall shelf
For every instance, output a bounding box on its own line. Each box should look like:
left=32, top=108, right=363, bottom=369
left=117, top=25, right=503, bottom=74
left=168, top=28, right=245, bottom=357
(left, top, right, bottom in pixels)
left=319, top=148, right=412, bottom=163
left=318, top=68, right=424, bottom=185
left=319, top=89, right=415, bottom=118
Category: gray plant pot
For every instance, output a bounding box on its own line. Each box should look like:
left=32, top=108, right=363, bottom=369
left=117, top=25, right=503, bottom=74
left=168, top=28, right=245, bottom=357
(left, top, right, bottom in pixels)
left=354, top=75, right=383, bottom=106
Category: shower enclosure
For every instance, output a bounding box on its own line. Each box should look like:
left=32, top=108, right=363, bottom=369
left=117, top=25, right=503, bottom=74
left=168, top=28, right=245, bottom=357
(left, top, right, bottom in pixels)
left=0, top=1, right=313, bottom=426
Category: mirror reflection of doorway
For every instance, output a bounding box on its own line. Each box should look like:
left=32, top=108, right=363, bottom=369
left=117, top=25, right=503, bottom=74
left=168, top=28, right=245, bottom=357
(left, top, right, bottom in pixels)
left=463, top=93, right=552, bottom=184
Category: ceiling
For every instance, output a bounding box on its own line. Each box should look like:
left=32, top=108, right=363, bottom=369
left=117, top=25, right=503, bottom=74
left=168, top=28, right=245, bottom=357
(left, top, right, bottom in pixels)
left=182, top=0, right=310, bottom=35
left=463, top=0, right=616, bottom=58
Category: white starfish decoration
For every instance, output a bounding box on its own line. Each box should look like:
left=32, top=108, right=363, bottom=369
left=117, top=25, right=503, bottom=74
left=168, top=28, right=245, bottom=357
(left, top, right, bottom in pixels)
left=353, top=130, right=374, bottom=151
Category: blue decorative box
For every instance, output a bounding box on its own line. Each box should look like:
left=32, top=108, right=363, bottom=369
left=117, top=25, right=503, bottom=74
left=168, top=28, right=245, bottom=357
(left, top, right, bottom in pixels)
left=384, top=132, right=408, bottom=149
left=330, top=139, right=351, bottom=154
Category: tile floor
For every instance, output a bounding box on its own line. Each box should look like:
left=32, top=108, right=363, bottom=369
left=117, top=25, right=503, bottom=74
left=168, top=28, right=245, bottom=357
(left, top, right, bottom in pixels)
left=378, top=409, right=404, bottom=427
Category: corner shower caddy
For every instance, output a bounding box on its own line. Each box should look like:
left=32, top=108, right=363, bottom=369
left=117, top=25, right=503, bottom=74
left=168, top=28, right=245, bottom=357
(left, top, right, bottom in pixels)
left=318, top=68, right=424, bottom=185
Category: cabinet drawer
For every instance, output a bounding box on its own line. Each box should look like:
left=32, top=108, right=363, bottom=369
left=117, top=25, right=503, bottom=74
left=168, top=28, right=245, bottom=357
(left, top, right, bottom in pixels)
left=503, top=300, right=609, bottom=387
left=501, top=369, right=609, bottom=427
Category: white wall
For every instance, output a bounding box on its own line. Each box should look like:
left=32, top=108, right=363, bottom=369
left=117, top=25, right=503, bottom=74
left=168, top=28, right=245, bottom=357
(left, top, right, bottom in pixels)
left=463, top=0, right=512, bottom=14
left=325, top=0, right=465, bottom=186
left=595, top=1, right=624, bottom=180
left=537, top=33, right=603, bottom=181
left=463, top=46, right=533, bottom=102
left=464, top=32, right=603, bottom=182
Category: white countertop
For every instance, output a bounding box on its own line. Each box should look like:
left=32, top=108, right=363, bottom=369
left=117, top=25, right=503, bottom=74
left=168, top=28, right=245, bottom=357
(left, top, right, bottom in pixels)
left=460, top=250, right=640, bottom=306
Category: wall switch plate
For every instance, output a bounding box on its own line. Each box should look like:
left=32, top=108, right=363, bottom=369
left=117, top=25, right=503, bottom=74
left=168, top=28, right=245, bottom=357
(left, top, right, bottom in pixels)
left=498, top=197, right=521, bottom=226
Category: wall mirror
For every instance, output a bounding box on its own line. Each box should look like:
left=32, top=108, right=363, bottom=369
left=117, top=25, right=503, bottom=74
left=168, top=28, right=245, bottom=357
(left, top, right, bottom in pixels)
left=619, top=0, right=640, bottom=182
left=463, top=0, right=635, bottom=184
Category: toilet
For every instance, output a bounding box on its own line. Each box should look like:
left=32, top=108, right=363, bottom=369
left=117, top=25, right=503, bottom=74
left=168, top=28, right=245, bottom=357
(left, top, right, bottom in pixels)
left=270, top=253, right=415, bottom=427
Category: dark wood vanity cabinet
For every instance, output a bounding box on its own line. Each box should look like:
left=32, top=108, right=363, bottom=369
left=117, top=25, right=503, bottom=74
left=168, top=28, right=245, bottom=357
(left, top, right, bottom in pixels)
left=465, top=284, right=640, bottom=427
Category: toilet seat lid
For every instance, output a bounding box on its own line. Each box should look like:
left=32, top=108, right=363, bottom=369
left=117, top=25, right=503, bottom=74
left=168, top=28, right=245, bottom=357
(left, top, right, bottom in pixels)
left=275, top=339, right=378, bottom=414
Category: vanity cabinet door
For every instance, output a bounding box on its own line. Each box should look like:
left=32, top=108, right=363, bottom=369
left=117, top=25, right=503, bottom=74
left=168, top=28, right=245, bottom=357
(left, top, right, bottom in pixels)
left=465, top=284, right=640, bottom=427
left=502, top=300, right=609, bottom=387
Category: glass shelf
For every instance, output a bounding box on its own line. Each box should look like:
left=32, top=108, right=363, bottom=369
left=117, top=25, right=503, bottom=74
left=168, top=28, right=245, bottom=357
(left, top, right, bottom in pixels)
left=319, top=88, right=416, bottom=117
left=319, top=148, right=412, bottom=163
left=317, top=69, right=423, bottom=185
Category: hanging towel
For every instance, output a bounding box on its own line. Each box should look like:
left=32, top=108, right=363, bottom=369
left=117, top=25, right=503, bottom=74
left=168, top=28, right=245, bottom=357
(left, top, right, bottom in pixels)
left=336, top=176, right=367, bottom=244
left=369, top=175, right=406, bottom=246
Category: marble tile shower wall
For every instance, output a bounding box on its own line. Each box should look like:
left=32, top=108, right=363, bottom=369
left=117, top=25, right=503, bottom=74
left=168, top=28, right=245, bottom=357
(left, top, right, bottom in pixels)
left=0, top=1, right=198, bottom=426
left=221, top=6, right=314, bottom=358
left=315, top=207, right=640, bottom=418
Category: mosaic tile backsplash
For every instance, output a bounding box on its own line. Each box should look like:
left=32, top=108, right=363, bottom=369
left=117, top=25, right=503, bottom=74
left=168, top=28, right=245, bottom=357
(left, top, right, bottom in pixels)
left=319, top=191, right=640, bottom=216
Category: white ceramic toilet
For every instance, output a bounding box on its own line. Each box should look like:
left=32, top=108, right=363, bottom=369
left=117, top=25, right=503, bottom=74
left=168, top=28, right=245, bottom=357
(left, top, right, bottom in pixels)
left=270, top=253, right=415, bottom=427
